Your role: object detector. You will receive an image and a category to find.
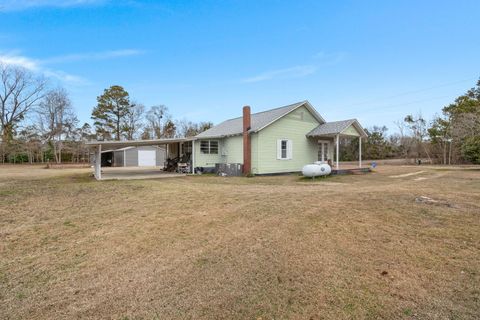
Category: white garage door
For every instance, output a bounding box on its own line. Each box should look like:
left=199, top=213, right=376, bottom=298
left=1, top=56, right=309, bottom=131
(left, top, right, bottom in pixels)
left=138, top=150, right=156, bottom=166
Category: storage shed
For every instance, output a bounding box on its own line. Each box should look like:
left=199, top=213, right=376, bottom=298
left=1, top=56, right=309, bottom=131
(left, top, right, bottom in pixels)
left=108, top=146, right=166, bottom=167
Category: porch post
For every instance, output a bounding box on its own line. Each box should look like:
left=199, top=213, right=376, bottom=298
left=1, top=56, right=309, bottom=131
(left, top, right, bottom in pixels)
left=336, top=134, right=339, bottom=170
left=95, top=144, right=102, bottom=180
left=192, top=140, right=195, bottom=174
left=359, top=137, right=362, bottom=168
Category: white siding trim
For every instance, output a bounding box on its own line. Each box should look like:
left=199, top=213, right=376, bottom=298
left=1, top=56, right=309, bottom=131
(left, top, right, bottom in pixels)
left=276, top=139, right=282, bottom=160
left=192, top=140, right=195, bottom=173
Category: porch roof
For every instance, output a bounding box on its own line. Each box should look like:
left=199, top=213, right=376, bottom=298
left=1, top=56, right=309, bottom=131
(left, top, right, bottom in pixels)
left=85, top=137, right=192, bottom=150
left=306, top=119, right=367, bottom=138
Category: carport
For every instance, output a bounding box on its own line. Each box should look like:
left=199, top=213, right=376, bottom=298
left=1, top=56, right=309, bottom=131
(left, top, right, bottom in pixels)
left=86, top=138, right=195, bottom=180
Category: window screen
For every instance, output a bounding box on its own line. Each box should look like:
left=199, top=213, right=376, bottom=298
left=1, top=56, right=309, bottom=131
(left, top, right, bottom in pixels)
left=200, top=140, right=218, bottom=154
left=200, top=141, right=209, bottom=153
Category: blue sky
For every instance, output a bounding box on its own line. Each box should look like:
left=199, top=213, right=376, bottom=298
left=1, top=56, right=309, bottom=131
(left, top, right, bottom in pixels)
left=1, top=0, right=479, bottom=132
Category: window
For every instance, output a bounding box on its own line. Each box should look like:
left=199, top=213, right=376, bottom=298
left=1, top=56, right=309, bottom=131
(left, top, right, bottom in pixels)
left=200, top=140, right=219, bottom=154
left=200, top=141, right=209, bottom=153
left=277, top=139, right=292, bottom=160
left=209, top=140, right=218, bottom=154
left=281, top=140, right=287, bottom=159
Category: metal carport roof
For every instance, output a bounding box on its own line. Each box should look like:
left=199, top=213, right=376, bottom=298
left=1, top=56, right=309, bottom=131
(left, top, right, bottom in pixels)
left=85, top=138, right=193, bottom=150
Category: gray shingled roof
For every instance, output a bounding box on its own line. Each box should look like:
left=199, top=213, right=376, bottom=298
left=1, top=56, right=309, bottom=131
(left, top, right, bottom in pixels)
left=196, top=101, right=323, bottom=138
left=307, top=119, right=361, bottom=136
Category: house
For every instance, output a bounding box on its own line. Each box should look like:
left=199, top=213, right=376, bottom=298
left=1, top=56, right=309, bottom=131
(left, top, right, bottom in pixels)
left=192, top=100, right=367, bottom=175
left=87, top=100, right=367, bottom=179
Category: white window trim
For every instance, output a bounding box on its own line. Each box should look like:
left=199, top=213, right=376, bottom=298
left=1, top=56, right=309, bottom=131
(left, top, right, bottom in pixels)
left=277, top=139, right=293, bottom=160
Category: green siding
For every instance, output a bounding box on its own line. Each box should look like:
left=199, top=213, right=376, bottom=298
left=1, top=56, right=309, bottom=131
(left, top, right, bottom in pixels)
left=255, top=106, right=320, bottom=174
left=222, top=135, right=243, bottom=163
left=194, top=136, right=244, bottom=167
left=193, top=105, right=324, bottom=173
left=251, top=133, right=259, bottom=173
left=194, top=139, right=222, bottom=167
left=343, top=125, right=360, bottom=136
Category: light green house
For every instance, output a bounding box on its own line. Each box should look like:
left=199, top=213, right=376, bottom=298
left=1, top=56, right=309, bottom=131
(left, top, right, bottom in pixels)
left=87, top=100, right=367, bottom=179
left=192, top=100, right=367, bottom=175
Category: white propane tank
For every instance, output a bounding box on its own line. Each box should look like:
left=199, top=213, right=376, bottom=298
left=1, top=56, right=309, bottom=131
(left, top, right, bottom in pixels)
left=302, top=163, right=332, bottom=177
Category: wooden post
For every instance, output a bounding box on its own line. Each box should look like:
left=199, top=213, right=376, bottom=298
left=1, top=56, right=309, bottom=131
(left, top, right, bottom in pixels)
left=359, top=137, right=362, bottom=168
left=192, top=140, right=195, bottom=174
left=242, top=106, right=251, bottom=174
left=336, top=134, right=339, bottom=170
left=95, top=144, right=102, bottom=180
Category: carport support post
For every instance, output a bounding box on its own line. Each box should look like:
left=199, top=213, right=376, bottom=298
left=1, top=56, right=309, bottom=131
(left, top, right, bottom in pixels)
left=95, top=144, right=102, bottom=180
left=336, top=134, right=339, bottom=170
left=359, top=137, right=362, bottom=168
left=191, top=140, right=195, bottom=174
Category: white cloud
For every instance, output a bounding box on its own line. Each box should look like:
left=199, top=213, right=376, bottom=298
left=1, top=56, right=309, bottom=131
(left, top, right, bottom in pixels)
left=242, top=65, right=317, bottom=83
left=0, top=53, right=39, bottom=70
left=0, top=0, right=106, bottom=11
left=0, top=48, right=143, bottom=85
left=42, top=49, right=144, bottom=64
left=43, top=69, right=89, bottom=85
left=0, top=52, right=88, bottom=84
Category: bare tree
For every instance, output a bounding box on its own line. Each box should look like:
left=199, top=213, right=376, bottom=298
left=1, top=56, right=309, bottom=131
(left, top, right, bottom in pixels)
left=70, top=123, right=94, bottom=163
left=0, top=64, right=46, bottom=143
left=124, top=103, right=145, bottom=140
left=145, top=105, right=168, bottom=139
left=37, top=88, right=77, bottom=163
left=162, top=118, right=176, bottom=138
left=176, top=119, right=213, bottom=137
left=17, top=125, right=42, bottom=164
left=394, top=120, right=414, bottom=160
left=404, top=113, right=431, bottom=161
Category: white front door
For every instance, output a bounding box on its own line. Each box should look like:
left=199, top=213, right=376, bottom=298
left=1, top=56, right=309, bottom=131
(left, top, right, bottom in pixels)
left=138, top=150, right=156, bottom=166
left=318, top=141, right=329, bottom=162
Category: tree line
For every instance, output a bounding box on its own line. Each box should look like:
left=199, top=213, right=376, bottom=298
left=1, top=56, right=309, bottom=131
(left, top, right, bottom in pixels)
left=0, top=64, right=212, bottom=164
left=91, top=85, right=212, bottom=141
left=340, top=79, right=480, bottom=164
left=0, top=62, right=479, bottom=165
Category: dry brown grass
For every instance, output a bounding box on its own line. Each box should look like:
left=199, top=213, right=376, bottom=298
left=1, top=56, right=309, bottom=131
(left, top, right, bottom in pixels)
left=0, top=165, right=479, bottom=319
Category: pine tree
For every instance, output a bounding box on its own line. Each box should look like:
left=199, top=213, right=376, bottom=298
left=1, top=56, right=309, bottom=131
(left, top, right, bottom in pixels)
left=91, top=85, right=132, bottom=140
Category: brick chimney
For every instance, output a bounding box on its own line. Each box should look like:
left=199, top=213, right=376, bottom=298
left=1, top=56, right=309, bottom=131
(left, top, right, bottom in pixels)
left=242, top=106, right=251, bottom=174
